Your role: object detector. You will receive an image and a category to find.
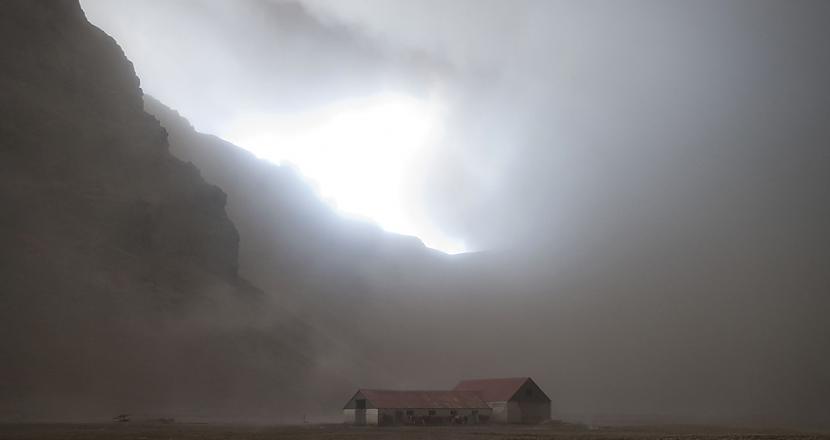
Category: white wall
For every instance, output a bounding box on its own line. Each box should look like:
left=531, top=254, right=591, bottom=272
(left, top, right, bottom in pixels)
left=343, top=409, right=355, bottom=424
left=489, top=401, right=508, bottom=423
left=366, top=408, right=379, bottom=425
left=343, top=408, right=379, bottom=425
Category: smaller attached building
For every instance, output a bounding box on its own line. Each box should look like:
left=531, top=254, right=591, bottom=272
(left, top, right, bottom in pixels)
left=343, top=389, right=493, bottom=426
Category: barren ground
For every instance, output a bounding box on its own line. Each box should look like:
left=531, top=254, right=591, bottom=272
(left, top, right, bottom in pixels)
left=0, top=423, right=827, bottom=440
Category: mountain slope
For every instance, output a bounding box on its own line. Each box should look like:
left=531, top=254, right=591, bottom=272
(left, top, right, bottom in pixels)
left=0, top=1, right=311, bottom=421
left=144, top=95, right=441, bottom=292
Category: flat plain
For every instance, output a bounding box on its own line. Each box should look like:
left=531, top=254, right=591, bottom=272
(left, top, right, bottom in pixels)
left=0, top=423, right=827, bottom=440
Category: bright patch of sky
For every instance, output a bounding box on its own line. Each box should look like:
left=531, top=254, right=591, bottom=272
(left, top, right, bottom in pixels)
left=223, top=92, right=467, bottom=254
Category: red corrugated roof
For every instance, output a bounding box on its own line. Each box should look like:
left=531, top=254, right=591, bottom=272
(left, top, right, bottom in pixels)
left=453, top=377, right=530, bottom=402
left=357, top=389, right=490, bottom=409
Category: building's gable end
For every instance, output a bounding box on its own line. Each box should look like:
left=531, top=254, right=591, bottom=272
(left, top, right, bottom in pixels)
left=342, top=390, right=376, bottom=409
left=507, top=378, right=551, bottom=403
left=342, top=390, right=361, bottom=409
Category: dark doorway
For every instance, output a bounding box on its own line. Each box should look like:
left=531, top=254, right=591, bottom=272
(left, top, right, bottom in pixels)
left=355, top=399, right=366, bottom=425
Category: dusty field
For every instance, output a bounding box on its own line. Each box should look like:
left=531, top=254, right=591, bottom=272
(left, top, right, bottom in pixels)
left=0, top=423, right=827, bottom=440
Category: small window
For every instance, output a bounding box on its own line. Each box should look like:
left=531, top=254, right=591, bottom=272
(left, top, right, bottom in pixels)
left=356, top=399, right=366, bottom=409
left=450, top=410, right=457, bottom=416
left=428, top=410, right=436, bottom=416
left=525, top=388, right=533, bottom=397
left=405, top=410, right=413, bottom=416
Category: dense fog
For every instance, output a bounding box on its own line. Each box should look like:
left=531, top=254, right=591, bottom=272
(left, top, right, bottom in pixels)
left=1, top=0, right=827, bottom=429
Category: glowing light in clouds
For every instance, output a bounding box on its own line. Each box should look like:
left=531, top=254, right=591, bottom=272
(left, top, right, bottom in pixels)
left=223, top=93, right=467, bottom=254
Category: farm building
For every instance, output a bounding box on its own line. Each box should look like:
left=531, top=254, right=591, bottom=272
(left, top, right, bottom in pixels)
left=454, top=377, right=551, bottom=424
left=343, top=377, right=550, bottom=425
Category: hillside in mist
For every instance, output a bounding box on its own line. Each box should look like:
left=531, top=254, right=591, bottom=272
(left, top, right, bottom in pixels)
left=0, top=0, right=460, bottom=421
left=143, top=95, right=441, bottom=309
left=144, top=95, right=454, bottom=408
left=2, top=0, right=829, bottom=431
left=0, top=1, right=314, bottom=421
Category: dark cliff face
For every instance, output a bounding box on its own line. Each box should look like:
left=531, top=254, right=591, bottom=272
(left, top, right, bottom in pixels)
left=0, top=0, right=239, bottom=281
left=0, top=1, right=311, bottom=420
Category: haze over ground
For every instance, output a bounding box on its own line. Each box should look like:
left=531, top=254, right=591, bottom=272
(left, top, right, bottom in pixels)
left=0, top=0, right=827, bottom=430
